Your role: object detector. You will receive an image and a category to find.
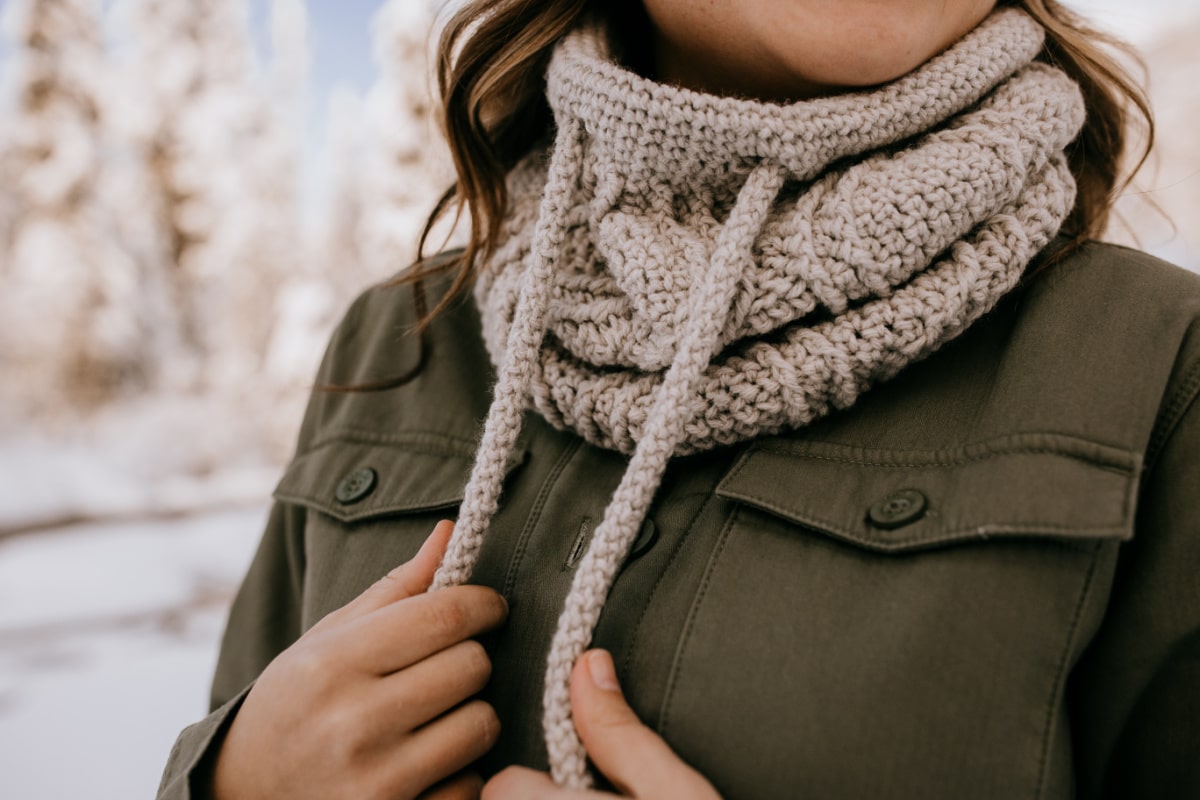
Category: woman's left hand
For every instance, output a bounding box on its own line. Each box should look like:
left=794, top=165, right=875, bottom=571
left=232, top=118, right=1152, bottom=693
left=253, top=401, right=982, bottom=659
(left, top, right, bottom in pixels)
left=482, top=649, right=722, bottom=799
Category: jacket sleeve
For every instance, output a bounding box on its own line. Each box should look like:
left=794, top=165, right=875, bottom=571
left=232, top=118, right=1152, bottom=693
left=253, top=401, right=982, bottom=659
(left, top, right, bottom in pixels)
left=155, top=500, right=308, bottom=799
left=154, top=270, right=439, bottom=798
left=154, top=282, right=389, bottom=799
left=1070, top=357, right=1200, bottom=798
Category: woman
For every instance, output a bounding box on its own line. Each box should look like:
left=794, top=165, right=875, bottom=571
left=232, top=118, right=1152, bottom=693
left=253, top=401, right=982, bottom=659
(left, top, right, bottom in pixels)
left=158, top=0, right=1200, bottom=798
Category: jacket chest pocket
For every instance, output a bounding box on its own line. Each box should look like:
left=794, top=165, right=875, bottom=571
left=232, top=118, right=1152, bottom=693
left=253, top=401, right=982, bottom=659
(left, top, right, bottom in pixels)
left=271, top=432, right=526, bottom=627
left=658, top=433, right=1139, bottom=800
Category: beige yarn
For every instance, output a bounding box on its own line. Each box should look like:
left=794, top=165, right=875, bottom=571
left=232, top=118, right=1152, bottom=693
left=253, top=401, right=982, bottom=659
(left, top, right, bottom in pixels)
left=431, top=7, right=1084, bottom=788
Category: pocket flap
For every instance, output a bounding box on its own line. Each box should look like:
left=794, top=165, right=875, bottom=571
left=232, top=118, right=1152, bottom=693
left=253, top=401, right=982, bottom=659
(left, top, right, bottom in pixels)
left=273, top=431, right=527, bottom=523
left=715, top=432, right=1141, bottom=552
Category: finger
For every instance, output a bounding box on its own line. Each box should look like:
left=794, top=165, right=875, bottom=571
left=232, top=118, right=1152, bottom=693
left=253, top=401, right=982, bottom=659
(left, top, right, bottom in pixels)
left=386, top=700, right=501, bottom=796
left=482, top=766, right=611, bottom=799
left=333, top=520, right=457, bottom=624
left=375, top=639, right=493, bottom=732
left=418, top=770, right=485, bottom=800
left=346, top=584, right=508, bottom=674
left=570, top=650, right=718, bottom=798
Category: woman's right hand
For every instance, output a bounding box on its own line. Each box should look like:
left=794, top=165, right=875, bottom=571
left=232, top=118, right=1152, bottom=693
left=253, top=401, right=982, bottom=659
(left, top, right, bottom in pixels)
left=210, top=520, right=507, bottom=800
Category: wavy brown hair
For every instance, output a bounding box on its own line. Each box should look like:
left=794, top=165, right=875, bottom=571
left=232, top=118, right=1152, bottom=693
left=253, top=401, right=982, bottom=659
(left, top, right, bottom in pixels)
left=399, top=0, right=1153, bottom=331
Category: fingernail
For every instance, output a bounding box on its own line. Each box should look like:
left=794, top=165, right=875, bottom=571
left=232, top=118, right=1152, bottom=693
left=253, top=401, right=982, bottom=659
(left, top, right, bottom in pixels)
left=588, top=650, right=620, bottom=692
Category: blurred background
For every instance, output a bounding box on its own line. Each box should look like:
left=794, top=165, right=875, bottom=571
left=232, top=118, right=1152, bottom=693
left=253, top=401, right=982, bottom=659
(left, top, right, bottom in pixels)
left=0, top=0, right=1195, bottom=797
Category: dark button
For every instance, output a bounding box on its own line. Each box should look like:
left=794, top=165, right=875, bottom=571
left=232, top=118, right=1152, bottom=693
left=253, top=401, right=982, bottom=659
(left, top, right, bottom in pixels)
left=617, top=519, right=659, bottom=575
left=867, top=489, right=927, bottom=530
left=335, top=467, right=377, bottom=505
left=629, top=518, right=658, bottom=561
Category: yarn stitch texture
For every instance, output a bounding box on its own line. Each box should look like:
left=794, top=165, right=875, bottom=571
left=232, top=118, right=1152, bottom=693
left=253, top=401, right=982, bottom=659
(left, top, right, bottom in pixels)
left=431, top=7, right=1085, bottom=788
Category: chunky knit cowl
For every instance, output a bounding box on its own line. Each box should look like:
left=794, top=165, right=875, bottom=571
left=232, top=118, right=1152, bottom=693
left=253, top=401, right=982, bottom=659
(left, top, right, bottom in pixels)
left=430, top=7, right=1085, bottom=787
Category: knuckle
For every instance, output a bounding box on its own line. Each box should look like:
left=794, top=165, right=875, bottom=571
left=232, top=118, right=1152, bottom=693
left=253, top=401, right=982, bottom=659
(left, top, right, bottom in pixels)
left=323, top=706, right=371, bottom=766
left=426, top=595, right=468, bottom=637
left=378, top=562, right=416, bottom=594
left=287, top=643, right=334, bottom=685
left=365, top=571, right=405, bottom=605
left=372, top=573, right=400, bottom=596
left=587, top=697, right=634, bottom=731
left=603, top=704, right=636, bottom=729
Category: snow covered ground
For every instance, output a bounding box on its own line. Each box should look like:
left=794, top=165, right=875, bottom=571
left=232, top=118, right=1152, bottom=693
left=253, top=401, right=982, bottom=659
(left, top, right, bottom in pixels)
left=0, top=390, right=287, bottom=799
left=0, top=392, right=289, bottom=536
left=0, top=507, right=267, bottom=799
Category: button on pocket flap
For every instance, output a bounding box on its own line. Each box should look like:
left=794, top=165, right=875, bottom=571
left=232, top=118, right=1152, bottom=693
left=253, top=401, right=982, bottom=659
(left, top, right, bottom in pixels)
left=715, top=432, right=1141, bottom=552
left=273, top=432, right=527, bottom=523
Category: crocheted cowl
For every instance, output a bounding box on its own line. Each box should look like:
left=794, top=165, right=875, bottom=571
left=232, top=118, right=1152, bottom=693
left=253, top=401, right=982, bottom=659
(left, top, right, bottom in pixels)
left=430, top=7, right=1085, bottom=788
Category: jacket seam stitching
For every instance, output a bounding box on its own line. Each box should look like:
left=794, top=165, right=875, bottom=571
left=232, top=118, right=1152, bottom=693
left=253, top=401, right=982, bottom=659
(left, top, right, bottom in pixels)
left=1145, top=355, right=1200, bottom=470
left=758, top=429, right=1132, bottom=454
left=750, top=444, right=1134, bottom=475
left=658, top=508, right=738, bottom=738
left=285, top=505, right=307, bottom=641
left=502, top=438, right=581, bottom=599
left=622, top=487, right=722, bottom=726
left=271, top=491, right=460, bottom=520
left=297, top=428, right=481, bottom=458
left=1035, top=541, right=1104, bottom=799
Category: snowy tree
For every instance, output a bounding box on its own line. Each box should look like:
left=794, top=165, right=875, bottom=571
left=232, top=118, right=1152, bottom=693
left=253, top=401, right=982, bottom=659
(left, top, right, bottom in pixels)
left=261, top=85, right=366, bottom=400
left=268, top=0, right=310, bottom=125
left=359, top=0, right=453, bottom=281
left=210, top=0, right=311, bottom=391
left=107, top=0, right=250, bottom=382
left=314, top=88, right=370, bottom=305
left=0, top=0, right=149, bottom=411
left=109, top=0, right=310, bottom=391
left=0, top=0, right=104, bottom=235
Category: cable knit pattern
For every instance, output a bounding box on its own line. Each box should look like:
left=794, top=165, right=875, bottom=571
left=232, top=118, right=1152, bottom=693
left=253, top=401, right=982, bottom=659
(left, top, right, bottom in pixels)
left=431, top=7, right=1084, bottom=787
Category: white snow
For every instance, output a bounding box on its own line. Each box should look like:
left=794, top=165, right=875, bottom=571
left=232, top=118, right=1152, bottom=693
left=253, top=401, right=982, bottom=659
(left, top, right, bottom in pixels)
left=0, top=508, right=266, bottom=631
left=0, top=396, right=287, bottom=535
left=0, top=615, right=228, bottom=800
left=0, top=508, right=266, bottom=800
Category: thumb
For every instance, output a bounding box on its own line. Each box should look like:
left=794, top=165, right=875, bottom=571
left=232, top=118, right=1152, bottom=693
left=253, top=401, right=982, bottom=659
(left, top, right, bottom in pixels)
left=569, top=650, right=717, bottom=798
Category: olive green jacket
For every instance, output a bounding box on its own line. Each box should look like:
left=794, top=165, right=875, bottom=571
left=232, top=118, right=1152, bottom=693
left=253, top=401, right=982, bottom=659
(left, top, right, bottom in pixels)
left=159, top=242, right=1200, bottom=799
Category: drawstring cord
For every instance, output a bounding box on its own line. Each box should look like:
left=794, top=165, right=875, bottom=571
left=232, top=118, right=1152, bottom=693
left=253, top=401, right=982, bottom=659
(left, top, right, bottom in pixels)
left=542, top=160, right=787, bottom=787
left=433, top=116, right=785, bottom=784
left=431, top=119, right=586, bottom=590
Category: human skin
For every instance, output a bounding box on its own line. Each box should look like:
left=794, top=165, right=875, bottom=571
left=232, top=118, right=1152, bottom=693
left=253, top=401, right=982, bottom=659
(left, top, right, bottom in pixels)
left=210, top=521, right=509, bottom=800
left=641, top=0, right=1000, bottom=101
